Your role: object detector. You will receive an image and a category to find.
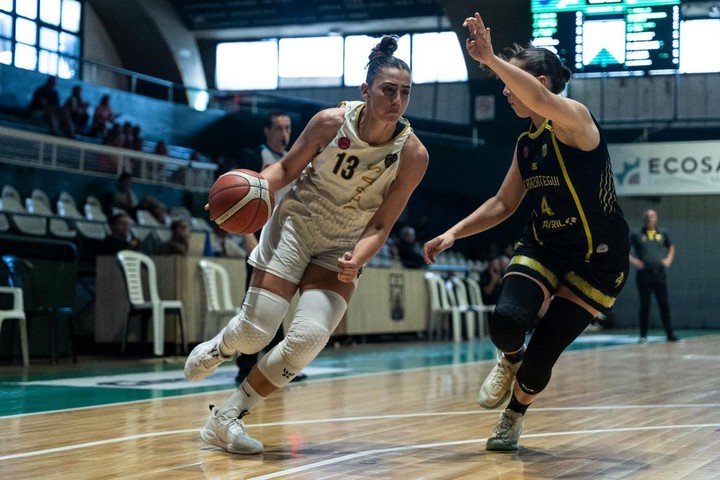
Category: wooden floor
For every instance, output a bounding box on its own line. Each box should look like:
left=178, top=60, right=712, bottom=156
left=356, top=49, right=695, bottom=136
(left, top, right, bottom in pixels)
left=2, top=336, right=720, bottom=479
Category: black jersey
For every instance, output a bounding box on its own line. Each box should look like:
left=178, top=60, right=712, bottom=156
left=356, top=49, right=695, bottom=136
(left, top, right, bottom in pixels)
left=516, top=117, right=629, bottom=262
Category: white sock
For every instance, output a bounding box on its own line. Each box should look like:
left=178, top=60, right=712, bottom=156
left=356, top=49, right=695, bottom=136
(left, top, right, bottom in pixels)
left=219, top=379, right=265, bottom=416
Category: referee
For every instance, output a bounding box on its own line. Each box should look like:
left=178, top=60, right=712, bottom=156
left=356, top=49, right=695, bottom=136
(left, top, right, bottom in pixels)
left=629, top=209, right=679, bottom=343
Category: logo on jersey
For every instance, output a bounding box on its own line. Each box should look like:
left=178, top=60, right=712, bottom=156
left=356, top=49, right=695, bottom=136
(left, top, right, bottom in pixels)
left=541, top=144, right=548, bottom=157
left=384, top=153, right=398, bottom=168
left=596, top=243, right=609, bottom=253
left=614, top=272, right=625, bottom=288
left=338, top=136, right=351, bottom=150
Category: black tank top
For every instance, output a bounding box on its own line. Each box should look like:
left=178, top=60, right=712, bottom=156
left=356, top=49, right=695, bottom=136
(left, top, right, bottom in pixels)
left=516, top=117, right=629, bottom=262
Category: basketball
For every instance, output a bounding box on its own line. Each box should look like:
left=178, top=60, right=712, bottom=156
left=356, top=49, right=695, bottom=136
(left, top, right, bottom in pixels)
left=207, top=169, right=274, bottom=234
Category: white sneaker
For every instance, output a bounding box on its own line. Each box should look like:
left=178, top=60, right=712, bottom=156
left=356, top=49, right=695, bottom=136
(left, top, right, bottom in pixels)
left=184, top=330, right=234, bottom=382
left=486, top=409, right=524, bottom=451
left=200, top=406, right=263, bottom=454
left=477, top=353, right=522, bottom=409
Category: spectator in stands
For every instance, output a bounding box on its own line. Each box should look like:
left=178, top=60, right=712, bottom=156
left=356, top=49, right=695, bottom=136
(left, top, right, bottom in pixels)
left=130, top=125, right=143, bottom=151
left=156, top=219, right=190, bottom=255
left=397, top=226, right=425, bottom=269
left=101, top=213, right=139, bottom=255
left=121, top=122, right=134, bottom=149
left=153, top=140, right=169, bottom=156
left=480, top=255, right=509, bottom=305
left=27, top=76, right=67, bottom=136
left=90, top=94, right=119, bottom=138
left=112, top=172, right=138, bottom=214
left=62, top=85, right=89, bottom=135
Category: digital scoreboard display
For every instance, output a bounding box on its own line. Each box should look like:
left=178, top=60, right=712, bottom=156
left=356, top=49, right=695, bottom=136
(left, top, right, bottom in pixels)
left=531, top=0, right=681, bottom=76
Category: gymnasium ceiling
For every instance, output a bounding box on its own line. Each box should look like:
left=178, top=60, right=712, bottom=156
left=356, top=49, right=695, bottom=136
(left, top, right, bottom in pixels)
left=169, top=0, right=446, bottom=32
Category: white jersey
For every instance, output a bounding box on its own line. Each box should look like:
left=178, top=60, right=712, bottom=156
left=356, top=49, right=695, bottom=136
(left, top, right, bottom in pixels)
left=290, top=100, right=412, bottom=246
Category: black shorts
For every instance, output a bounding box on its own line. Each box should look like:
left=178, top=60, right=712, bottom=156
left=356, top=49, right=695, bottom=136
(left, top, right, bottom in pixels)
left=506, top=238, right=629, bottom=313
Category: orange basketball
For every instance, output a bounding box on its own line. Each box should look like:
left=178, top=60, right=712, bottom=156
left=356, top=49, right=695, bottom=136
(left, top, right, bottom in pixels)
left=207, top=169, right=274, bottom=234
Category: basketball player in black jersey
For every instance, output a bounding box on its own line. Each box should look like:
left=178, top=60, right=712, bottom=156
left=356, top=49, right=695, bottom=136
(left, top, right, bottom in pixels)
left=424, top=12, right=629, bottom=451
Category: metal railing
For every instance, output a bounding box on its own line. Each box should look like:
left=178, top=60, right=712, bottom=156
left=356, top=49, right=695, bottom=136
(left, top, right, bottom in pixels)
left=0, top=126, right=217, bottom=192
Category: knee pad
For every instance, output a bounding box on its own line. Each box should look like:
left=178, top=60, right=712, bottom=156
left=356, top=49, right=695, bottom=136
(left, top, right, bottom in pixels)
left=515, top=297, right=593, bottom=395
left=257, top=289, right=347, bottom=387
left=223, top=287, right=290, bottom=355
left=489, top=275, right=545, bottom=352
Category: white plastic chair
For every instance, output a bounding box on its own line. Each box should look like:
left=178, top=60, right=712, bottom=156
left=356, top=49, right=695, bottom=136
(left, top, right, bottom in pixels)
left=465, top=276, right=495, bottom=339
left=57, top=192, right=107, bottom=240
left=0, top=285, right=29, bottom=366
left=446, top=276, right=480, bottom=340
left=26, top=189, right=77, bottom=239
left=424, top=272, right=456, bottom=341
left=136, top=209, right=171, bottom=242
left=116, top=250, right=186, bottom=356
left=0, top=185, right=47, bottom=236
left=198, top=259, right=241, bottom=339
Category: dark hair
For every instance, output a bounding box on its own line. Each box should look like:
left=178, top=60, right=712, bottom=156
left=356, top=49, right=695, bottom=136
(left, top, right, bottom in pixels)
left=365, top=35, right=411, bottom=86
left=170, top=219, right=189, bottom=232
left=263, top=110, right=290, bottom=129
left=118, top=172, right=132, bottom=182
left=502, top=45, right=572, bottom=94
left=109, top=213, right=126, bottom=226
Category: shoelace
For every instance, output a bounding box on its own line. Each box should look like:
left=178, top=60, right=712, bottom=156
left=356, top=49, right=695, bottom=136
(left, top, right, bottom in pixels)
left=200, top=347, right=223, bottom=368
left=495, top=414, right=517, bottom=438
left=491, top=361, right=513, bottom=389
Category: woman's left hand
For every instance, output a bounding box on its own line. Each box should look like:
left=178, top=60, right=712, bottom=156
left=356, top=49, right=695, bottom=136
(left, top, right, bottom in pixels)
left=463, top=12, right=495, bottom=65
left=337, top=252, right=360, bottom=283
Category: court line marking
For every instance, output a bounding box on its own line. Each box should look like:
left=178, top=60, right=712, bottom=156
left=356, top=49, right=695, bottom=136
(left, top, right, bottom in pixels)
left=247, top=423, right=720, bottom=480
left=1, top=405, right=720, bottom=462
left=1, top=334, right=716, bottom=419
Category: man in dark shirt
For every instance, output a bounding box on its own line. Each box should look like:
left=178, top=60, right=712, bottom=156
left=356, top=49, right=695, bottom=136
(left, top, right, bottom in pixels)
left=28, top=76, right=63, bottom=135
left=629, top=209, right=678, bottom=343
left=101, top=213, right=139, bottom=255
left=397, top=226, right=425, bottom=269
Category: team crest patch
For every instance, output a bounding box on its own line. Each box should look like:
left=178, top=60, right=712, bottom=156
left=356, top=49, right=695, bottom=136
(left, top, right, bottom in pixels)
left=338, top=136, right=351, bottom=150
left=384, top=153, right=398, bottom=168
left=542, top=144, right=548, bottom=157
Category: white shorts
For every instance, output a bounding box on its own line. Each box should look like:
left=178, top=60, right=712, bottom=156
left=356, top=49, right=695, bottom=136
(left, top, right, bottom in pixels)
left=248, top=194, right=358, bottom=285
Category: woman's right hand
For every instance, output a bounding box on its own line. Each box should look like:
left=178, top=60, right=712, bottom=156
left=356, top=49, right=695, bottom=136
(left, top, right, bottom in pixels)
left=423, top=232, right=455, bottom=265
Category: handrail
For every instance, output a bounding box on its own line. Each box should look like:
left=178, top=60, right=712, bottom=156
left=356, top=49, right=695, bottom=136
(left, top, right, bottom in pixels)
left=0, top=126, right=216, bottom=192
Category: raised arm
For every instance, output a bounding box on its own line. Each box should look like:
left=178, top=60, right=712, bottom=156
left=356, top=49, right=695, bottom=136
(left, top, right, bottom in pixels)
left=337, top=134, right=429, bottom=283
left=423, top=150, right=526, bottom=264
left=464, top=13, right=599, bottom=151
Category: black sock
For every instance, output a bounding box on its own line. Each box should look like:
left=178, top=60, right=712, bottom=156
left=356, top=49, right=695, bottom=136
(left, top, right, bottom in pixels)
left=507, top=393, right=530, bottom=415
left=504, top=347, right=525, bottom=364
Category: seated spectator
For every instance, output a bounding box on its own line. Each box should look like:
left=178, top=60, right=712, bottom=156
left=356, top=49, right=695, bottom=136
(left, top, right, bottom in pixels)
left=156, top=219, right=190, bottom=255
left=101, top=213, right=140, bottom=255
left=397, top=226, right=425, bottom=269
left=480, top=255, right=509, bottom=305
left=121, top=121, right=135, bottom=149
left=153, top=140, right=169, bottom=156
left=130, top=125, right=143, bottom=151
left=90, top=94, right=119, bottom=138
left=62, top=85, right=89, bottom=135
left=112, top=172, right=138, bottom=213
left=28, top=76, right=70, bottom=136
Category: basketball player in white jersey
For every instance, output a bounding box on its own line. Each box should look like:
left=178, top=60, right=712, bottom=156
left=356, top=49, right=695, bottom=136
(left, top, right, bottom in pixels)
left=185, top=35, right=429, bottom=454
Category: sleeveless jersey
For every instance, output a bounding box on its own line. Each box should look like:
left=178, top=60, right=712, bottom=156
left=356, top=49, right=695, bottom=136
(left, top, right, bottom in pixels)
left=515, top=117, right=628, bottom=261
left=293, top=100, right=412, bottom=245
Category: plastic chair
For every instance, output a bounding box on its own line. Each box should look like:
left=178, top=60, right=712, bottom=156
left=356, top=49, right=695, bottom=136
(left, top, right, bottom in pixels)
left=198, top=259, right=241, bottom=339
left=116, top=250, right=186, bottom=356
left=0, top=185, right=47, bottom=236
left=0, top=261, right=29, bottom=366
left=464, top=276, right=495, bottom=339
left=2, top=255, right=76, bottom=363
left=26, top=189, right=77, bottom=239
left=446, top=276, right=480, bottom=340
left=424, top=272, right=456, bottom=341
left=136, top=209, right=171, bottom=242
left=57, top=192, right=107, bottom=240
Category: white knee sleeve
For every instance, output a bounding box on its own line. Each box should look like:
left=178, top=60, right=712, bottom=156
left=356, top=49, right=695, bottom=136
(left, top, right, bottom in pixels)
left=257, top=289, right=347, bottom=387
left=223, top=287, right=290, bottom=355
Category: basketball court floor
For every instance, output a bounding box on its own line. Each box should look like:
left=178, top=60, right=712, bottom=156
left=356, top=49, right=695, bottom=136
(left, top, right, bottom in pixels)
left=1, top=330, right=719, bottom=479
